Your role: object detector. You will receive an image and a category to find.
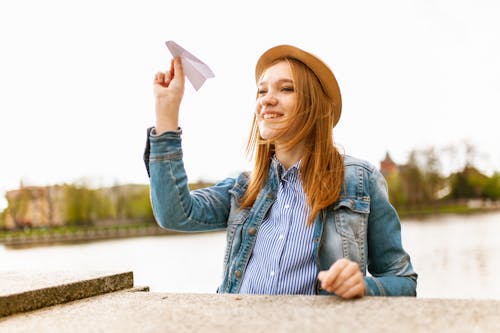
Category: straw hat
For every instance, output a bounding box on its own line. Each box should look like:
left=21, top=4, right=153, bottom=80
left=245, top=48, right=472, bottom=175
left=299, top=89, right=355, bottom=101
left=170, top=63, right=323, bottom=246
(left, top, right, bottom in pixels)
left=255, top=45, right=342, bottom=127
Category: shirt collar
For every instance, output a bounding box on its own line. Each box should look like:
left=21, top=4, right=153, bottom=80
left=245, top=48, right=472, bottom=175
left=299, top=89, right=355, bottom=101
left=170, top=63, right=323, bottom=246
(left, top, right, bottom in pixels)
left=272, top=155, right=301, bottom=181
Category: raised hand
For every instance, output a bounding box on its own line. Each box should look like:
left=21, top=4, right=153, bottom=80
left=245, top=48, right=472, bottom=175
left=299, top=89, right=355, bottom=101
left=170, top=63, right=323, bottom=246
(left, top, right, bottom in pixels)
left=153, top=57, right=185, bottom=134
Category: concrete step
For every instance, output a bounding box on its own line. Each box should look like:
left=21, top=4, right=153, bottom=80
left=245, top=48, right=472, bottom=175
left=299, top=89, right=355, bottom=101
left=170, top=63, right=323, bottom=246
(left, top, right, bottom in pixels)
left=0, top=271, right=142, bottom=317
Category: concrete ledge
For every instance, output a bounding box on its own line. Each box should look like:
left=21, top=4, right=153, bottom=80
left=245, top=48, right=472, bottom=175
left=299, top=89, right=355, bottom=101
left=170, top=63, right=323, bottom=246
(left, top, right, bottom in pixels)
left=1, top=271, right=499, bottom=332
left=0, top=271, right=135, bottom=317
left=1, top=292, right=499, bottom=332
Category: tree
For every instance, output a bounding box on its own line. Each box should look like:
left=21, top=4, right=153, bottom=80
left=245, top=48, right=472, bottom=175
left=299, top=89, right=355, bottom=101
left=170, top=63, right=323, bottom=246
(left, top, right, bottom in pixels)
left=448, top=166, right=489, bottom=199
left=92, top=190, right=114, bottom=220
left=64, top=184, right=95, bottom=225
left=385, top=171, right=407, bottom=208
left=108, top=184, right=155, bottom=222
left=122, top=186, right=154, bottom=221
left=400, top=150, right=426, bottom=206
left=483, top=173, right=500, bottom=199
left=420, top=147, right=445, bottom=201
left=0, top=209, right=6, bottom=229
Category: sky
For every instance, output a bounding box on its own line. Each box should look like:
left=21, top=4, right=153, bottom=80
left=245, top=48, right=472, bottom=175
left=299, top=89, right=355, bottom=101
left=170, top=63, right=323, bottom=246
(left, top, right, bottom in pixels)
left=1, top=0, right=500, bottom=209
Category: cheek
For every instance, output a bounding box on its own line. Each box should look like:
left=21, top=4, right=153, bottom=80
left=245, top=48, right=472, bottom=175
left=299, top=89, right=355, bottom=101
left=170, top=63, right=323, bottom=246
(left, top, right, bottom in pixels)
left=286, top=97, right=297, bottom=111
left=255, top=104, right=261, bottom=116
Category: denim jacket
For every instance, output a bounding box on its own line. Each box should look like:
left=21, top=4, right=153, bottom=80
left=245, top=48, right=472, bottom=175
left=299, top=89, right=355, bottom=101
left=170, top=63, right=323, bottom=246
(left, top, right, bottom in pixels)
left=144, top=128, right=417, bottom=296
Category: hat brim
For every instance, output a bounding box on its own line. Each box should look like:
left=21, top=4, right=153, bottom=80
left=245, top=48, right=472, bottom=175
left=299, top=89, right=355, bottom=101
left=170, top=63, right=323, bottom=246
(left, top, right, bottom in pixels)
left=255, top=45, right=342, bottom=127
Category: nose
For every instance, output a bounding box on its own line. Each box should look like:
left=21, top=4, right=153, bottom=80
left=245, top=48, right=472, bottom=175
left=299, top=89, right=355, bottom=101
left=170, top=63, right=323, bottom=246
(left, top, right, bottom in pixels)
left=260, top=91, right=278, bottom=106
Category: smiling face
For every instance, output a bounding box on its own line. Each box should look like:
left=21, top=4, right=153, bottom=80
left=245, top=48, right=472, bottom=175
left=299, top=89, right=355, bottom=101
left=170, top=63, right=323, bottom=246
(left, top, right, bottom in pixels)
left=255, top=61, right=298, bottom=142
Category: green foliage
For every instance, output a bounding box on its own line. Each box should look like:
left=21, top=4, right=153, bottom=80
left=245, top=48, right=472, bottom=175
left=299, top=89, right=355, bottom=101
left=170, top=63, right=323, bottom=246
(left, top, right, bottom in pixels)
left=63, top=184, right=156, bottom=225
left=448, top=167, right=497, bottom=200
left=385, top=172, right=407, bottom=207
left=92, top=191, right=114, bottom=220
left=0, top=209, right=5, bottom=229
left=483, top=173, right=500, bottom=198
left=113, top=186, right=154, bottom=220
left=390, top=148, right=446, bottom=208
left=385, top=145, right=499, bottom=210
left=400, top=151, right=427, bottom=205
left=64, top=184, right=95, bottom=225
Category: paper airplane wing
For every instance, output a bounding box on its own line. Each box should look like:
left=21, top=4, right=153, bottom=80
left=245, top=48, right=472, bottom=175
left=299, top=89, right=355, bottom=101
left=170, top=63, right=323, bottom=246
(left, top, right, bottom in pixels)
left=166, top=40, right=215, bottom=91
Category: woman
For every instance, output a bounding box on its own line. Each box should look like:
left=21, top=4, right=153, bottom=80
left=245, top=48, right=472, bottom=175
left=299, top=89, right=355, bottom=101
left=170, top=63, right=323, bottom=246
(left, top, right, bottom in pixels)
left=144, top=44, right=417, bottom=299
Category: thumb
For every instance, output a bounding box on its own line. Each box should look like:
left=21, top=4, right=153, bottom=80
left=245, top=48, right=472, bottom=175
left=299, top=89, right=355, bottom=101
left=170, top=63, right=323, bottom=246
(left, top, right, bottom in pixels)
left=172, top=57, right=185, bottom=87
left=174, top=57, right=184, bottom=75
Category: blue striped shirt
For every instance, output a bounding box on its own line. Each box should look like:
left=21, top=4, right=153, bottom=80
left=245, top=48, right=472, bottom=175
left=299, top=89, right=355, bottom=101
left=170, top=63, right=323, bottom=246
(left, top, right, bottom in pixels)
left=239, top=158, right=316, bottom=294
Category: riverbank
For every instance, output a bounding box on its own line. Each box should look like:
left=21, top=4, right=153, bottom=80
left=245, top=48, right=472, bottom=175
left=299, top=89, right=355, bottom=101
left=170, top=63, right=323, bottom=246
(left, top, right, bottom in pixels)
left=0, top=222, right=177, bottom=248
left=398, top=206, right=500, bottom=219
left=397, top=200, right=500, bottom=219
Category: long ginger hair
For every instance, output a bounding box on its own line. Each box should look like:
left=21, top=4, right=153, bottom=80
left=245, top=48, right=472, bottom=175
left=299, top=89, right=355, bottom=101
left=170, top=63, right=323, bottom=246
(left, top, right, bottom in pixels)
left=240, top=58, right=344, bottom=225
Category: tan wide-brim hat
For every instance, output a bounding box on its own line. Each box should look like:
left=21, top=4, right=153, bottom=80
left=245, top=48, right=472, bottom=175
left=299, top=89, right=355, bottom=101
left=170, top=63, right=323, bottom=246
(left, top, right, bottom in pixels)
left=255, top=45, right=342, bottom=127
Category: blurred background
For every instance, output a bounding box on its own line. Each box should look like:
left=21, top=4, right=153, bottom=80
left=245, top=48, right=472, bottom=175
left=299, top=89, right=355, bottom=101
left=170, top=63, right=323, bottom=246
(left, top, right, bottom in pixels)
left=1, top=0, right=499, bottom=299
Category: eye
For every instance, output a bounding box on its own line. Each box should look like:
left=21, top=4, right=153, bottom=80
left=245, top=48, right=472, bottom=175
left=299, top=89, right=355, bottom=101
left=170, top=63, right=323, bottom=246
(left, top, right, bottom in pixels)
left=257, top=89, right=267, bottom=95
left=281, top=86, right=295, bottom=92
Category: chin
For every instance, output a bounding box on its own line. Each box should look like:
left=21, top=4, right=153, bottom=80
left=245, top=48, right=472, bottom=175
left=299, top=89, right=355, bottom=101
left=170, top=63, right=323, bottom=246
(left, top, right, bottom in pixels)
left=258, top=123, right=281, bottom=140
left=259, top=134, right=273, bottom=140
left=258, top=130, right=277, bottom=141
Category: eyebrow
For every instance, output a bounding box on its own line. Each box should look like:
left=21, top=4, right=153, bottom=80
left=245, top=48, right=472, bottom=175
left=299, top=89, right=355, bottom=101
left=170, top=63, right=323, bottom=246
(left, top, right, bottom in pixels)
left=258, top=78, right=294, bottom=86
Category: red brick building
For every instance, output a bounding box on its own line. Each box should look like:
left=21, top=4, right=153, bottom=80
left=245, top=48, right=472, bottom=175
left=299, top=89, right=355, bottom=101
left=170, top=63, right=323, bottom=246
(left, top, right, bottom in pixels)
left=380, top=152, right=399, bottom=176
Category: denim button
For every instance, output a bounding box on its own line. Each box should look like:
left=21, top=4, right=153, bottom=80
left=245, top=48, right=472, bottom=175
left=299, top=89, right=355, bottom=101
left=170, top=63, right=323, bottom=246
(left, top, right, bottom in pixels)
left=248, top=227, right=257, bottom=236
left=235, top=270, right=242, bottom=278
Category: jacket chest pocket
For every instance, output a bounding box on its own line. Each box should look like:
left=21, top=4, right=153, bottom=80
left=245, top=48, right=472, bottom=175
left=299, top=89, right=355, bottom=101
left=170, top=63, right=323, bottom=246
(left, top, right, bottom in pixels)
left=223, top=209, right=250, bottom=269
left=333, top=198, right=370, bottom=241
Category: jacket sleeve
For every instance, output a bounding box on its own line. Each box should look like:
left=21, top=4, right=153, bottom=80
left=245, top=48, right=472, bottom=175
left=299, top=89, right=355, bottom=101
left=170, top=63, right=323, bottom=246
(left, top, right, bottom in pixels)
left=144, top=127, right=234, bottom=232
left=364, top=168, right=418, bottom=296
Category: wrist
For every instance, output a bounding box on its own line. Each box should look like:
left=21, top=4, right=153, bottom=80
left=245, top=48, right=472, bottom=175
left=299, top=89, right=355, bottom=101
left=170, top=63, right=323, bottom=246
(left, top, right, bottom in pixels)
left=155, top=102, right=180, bottom=134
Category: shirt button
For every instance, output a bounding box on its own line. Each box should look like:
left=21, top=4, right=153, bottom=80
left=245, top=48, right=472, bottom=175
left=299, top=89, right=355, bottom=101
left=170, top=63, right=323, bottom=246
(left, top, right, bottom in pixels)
left=278, top=234, right=284, bottom=240
left=284, top=204, right=290, bottom=209
left=270, top=271, right=275, bottom=277
left=248, top=227, right=257, bottom=236
left=235, top=270, right=242, bottom=279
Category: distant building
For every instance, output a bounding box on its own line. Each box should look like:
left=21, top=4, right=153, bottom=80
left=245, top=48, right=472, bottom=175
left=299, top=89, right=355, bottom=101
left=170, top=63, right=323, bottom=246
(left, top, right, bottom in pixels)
left=4, top=185, right=66, bottom=229
left=380, top=152, right=399, bottom=176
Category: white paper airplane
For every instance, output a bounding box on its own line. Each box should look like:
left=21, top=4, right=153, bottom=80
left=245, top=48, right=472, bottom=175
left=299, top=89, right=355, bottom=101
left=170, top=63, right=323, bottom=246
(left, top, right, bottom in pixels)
left=165, top=40, right=215, bottom=91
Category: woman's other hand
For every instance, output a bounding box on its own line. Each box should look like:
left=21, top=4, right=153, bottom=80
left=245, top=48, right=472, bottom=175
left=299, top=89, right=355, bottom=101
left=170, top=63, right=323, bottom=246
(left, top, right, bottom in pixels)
left=317, top=258, right=366, bottom=299
left=153, top=57, right=185, bottom=134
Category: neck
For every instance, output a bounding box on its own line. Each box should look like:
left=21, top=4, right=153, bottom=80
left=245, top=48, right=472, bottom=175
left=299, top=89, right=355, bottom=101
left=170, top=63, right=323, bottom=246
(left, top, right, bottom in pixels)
left=274, top=140, right=305, bottom=170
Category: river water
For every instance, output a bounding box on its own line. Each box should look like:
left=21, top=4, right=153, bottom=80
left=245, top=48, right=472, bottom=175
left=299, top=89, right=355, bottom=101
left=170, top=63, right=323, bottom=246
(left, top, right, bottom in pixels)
left=1, top=211, right=499, bottom=299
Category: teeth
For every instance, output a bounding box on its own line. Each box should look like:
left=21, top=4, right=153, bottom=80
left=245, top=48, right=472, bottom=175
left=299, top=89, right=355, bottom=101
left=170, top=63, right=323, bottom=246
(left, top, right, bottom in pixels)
left=263, top=114, right=281, bottom=119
